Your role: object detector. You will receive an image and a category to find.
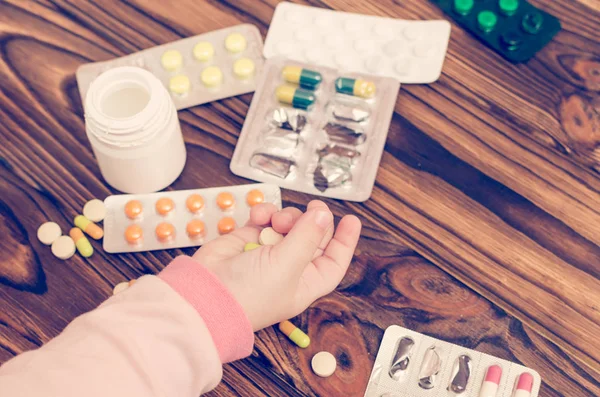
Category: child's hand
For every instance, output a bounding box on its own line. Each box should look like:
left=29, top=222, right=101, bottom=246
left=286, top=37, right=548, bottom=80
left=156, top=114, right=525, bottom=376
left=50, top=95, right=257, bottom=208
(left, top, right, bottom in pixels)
left=192, top=200, right=361, bottom=331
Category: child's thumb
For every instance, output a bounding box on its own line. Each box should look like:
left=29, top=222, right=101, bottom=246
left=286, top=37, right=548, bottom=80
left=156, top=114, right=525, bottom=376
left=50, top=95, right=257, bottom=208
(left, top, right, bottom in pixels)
left=271, top=209, right=333, bottom=272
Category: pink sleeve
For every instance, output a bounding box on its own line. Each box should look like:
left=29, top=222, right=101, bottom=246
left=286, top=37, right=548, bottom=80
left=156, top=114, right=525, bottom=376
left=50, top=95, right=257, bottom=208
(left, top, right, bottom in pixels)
left=0, top=256, right=255, bottom=397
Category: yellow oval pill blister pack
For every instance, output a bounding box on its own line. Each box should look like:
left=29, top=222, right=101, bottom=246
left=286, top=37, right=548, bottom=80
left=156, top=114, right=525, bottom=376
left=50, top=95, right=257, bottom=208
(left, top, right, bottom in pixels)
left=263, top=2, right=451, bottom=84
left=364, top=325, right=542, bottom=397
left=77, top=24, right=263, bottom=111
left=102, top=183, right=281, bottom=253
left=230, top=57, right=400, bottom=202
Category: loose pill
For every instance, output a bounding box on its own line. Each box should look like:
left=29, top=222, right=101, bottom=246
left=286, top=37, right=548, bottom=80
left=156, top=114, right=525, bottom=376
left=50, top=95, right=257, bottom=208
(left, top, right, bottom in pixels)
left=83, top=199, right=106, bottom=222
left=37, top=221, right=62, bottom=245
left=225, top=32, right=247, bottom=53
left=161, top=49, right=183, bottom=71
left=155, top=197, right=175, bottom=215
left=169, top=74, right=191, bottom=95
left=246, top=189, right=264, bottom=207
left=125, top=224, right=143, bottom=245
left=279, top=320, right=310, bottom=348
left=113, top=281, right=130, bottom=295
left=69, top=228, right=93, bottom=258
left=193, top=41, right=214, bottom=61
left=51, top=235, right=76, bottom=260
left=276, top=85, right=316, bottom=110
left=478, top=11, right=498, bottom=33
left=216, top=192, right=235, bottom=210
left=244, top=242, right=261, bottom=252
left=201, top=66, right=223, bottom=87
left=259, top=227, right=284, bottom=245
left=74, top=215, right=104, bottom=240
left=311, top=351, right=336, bottom=377
left=282, top=65, right=322, bottom=89
left=233, top=57, right=255, bottom=79
left=335, top=77, right=376, bottom=99
left=186, top=193, right=205, bottom=213
left=186, top=219, right=205, bottom=238
left=218, top=217, right=236, bottom=234
left=155, top=222, right=175, bottom=241
left=125, top=200, right=143, bottom=219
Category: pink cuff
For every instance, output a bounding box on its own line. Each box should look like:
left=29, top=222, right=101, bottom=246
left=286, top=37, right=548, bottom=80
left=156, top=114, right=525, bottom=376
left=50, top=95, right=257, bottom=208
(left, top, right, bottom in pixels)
left=159, top=256, right=254, bottom=363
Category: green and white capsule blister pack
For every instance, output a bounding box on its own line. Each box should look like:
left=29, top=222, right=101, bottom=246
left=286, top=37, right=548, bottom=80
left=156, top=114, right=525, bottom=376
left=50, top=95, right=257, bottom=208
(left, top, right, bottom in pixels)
left=77, top=24, right=264, bottom=110
left=263, top=2, right=451, bottom=84
left=365, top=325, right=541, bottom=397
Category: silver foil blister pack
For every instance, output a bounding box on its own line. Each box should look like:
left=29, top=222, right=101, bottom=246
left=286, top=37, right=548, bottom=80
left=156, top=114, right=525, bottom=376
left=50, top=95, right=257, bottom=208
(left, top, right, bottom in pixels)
left=103, top=183, right=281, bottom=253
left=365, top=325, right=541, bottom=397
left=230, top=57, right=399, bottom=201
left=77, top=24, right=263, bottom=110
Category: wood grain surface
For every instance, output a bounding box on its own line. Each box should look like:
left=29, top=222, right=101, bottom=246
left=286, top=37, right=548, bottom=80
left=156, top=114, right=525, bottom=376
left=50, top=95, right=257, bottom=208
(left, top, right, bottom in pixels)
left=0, top=0, right=599, bottom=396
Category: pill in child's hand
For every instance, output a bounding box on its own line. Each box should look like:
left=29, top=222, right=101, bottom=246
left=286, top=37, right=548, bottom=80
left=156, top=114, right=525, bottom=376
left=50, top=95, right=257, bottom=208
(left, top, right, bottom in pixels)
left=279, top=320, right=310, bottom=348
left=335, top=77, right=376, bottom=99
left=225, top=32, right=247, bottom=53
left=161, top=49, right=183, bottom=71
left=83, top=199, right=106, bottom=222
left=155, top=197, right=175, bottom=216
left=216, top=192, right=235, bottom=210
left=51, top=235, right=76, bottom=260
left=259, top=227, right=284, bottom=245
left=218, top=217, right=236, bottom=234
left=233, top=58, right=255, bottom=79
left=69, top=228, right=93, bottom=258
left=155, top=222, right=175, bottom=242
left=282, top=65, right=322, bottom=89
left=246, top=189, right=264, bottom=207
left=244, top=242, right=261, bottom=252
left=113, top=281, right=130, bottom=295
left=193, top=41, right=214, bottom=61
left=125, top=200, right=143, bottom=219
left=311, top=351, right=337, bottom=377
left=201, top=66, right=223, bottom=87
left=276, top=85, right=316, bottom=110
left=37, top=222, right=62, bottom=245
left=186, top=219, right=205, bottom=238
left=74, top=215, right=104, bottom=240
left=125, top=224, right=143, bottom=245
left=169, top=74, right=191, bottom=95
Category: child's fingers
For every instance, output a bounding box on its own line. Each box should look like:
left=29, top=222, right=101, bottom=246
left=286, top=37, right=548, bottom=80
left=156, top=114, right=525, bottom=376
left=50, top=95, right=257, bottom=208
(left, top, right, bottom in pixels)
left=306, top=200, right=335, bottom=259
left=271, top=207, right=303, bottom=234
left=247, top=203, right=279, bottom=226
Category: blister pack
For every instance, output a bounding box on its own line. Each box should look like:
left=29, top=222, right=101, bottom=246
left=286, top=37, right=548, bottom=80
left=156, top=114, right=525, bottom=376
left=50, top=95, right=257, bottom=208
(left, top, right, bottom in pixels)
left=229, top=57, right=399, bottom=202
left=365, top=325, right=541, bottom=397
left=430, top=0, right=561, bottom=63
left=102, top=183, right=281, bottom=253
left=77, top=24, right=264, bottom=111
left=263, top=2, right=451, bottom=84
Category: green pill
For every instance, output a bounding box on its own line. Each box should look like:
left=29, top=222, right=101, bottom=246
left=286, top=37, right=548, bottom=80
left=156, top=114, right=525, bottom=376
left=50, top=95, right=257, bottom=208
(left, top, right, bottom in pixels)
left=522, top=12, right=544, bottom=34
left=334, top=77, right=376, bottom=99
left=499, top=0, right=519, bottom=16
left=276, top=85, right=316, bottom=110
left=454, top=0, right=474, bottom=15
left=478, top=11, right=498, bottom=32
left=282, top=65, right=322, bottom=89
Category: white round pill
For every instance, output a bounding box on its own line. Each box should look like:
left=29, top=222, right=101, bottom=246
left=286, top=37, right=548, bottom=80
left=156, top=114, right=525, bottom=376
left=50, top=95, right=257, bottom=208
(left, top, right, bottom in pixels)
left=311, top=351, right=336, bottom=377
left=51, top=235, right=76, bottom=260
left=259, top=227, right=284, bottom=245
left=83, top=199, right=107, bottom=222
left=112, top=281, right=130, bottom=295
left=37, top=222, right=62, bottom=245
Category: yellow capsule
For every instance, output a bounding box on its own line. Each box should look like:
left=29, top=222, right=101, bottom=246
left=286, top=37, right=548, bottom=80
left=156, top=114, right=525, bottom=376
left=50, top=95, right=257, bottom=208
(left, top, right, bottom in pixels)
left=244, top=242, right=261, bottom=252
left=279, top=320, right=310, bottom=348
left=282, top=66, right=322, bottom=89
left=335, top=77, right=376, bottom=99
left=74, top=215, right=104, bottom=240
left=276, top=85, right=316, bottom=110
left=69, top=228, right=93, bottom=257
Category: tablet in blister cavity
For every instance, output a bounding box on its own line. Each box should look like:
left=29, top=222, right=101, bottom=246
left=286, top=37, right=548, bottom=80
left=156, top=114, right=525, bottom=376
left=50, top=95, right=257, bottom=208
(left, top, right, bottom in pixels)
left=77, top=24, right=264, bottom=111
left=230, top=57, right=399, bottom=202
left=103, top=183, right=281, bottom=253
left=364, top=325, right=542, bottom=397
left=263, top=2, right=451, bottom=84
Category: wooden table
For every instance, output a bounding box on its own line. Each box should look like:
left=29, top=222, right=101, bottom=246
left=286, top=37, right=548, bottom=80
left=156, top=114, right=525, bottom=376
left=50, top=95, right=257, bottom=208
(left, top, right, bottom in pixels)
left=1, top=1, right=598, bottom=396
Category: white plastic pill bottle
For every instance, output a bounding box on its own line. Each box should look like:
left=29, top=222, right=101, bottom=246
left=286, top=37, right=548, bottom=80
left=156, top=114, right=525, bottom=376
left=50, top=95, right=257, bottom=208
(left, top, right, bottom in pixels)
left=84, top=66, right=186, bottom=193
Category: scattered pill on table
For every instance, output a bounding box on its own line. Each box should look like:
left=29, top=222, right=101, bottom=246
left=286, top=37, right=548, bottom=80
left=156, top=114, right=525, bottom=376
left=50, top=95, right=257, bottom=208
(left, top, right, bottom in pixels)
left=69, top=228, right=93, bottom=258
left=155, top=197, right=175, bottom=216
left=244, top=242, right=261, bottom=252
left=233, top=57, right=255, bottom=79
left=186, top=219, right=205, bottom=238
left=259, top=227, right=284, bottom=245
left=201, top=66, right=223, bottom=87
left=155, top=222, right=175, bottom=241
left=246, top=189, right=264, bottom=207
left=169, top=74, right=191, bottom=95
left=311, top=351, right=336, bottom=377
left=186, top=193, right=204, bottom=213
left=125, top=200, right=143, bottom=219
left=161, top=49, right=183, bottom=71
left=282, top=65, right=322, bottom=89
left=37, top=222, right=62, bottom=245
left=276, top=85, right=316, bottom=110
left=51, top=235, right=76, bottom=260
left=125, top=224, right=143, bottom=245
left=279, top=320, right=310, bottom=348
left=217, top=217, right=236, bottom=234
left=225, top=32, right=247, bottom=53
left=216, top=192, right=235, bottom=210
left=74, top=215, right=104, bottom=240
left=335, top=77, right=376, bottom=99
left=193, top=41, right=214, bottom=61
left=113, top=281, right=130, bottom=295
left=83, top=199, right=106, bottom=222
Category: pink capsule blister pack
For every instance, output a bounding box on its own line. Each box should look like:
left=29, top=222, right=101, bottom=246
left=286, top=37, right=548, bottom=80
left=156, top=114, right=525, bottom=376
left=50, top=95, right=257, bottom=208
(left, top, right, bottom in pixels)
left=77, top=24, right=264, bottom=111
left=102, top=183, right=281, bottom=253
left=365, top=325, right=541, bottom=397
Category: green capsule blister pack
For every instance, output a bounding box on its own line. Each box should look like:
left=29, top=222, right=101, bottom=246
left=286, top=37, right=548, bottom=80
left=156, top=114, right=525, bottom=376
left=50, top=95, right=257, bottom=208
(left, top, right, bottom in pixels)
left=430, top=0, right=561, bottom=63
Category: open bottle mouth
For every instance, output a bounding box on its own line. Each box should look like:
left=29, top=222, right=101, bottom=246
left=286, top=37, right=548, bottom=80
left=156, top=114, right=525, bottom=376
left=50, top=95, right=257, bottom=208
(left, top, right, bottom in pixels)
left=85, top=66, right=172, bottom=147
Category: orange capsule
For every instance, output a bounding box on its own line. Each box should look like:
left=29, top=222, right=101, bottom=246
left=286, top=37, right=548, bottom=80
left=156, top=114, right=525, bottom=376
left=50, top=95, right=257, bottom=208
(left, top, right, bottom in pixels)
left=74, top=215, right=104, bottom=240
left=216, top=192, right=235, bottom=210
left=155, top=197, right=175, bottom=215
left=125, top=224, right=143, bottom=244
left=155, top=222, right=175, bottom=241
left=218, top=217, right=236, bottom=234
left=186, top=219, right=206, bottom=238
left=246, top=189, right=264, bottom=207
left=125, top=200, right=143, bottom=219
left=186, top=194, right=204, bottom=213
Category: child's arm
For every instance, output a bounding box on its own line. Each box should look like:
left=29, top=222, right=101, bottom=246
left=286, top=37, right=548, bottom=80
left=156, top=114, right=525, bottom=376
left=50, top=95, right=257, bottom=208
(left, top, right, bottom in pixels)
left=0, top=201, right=361, bottom=396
